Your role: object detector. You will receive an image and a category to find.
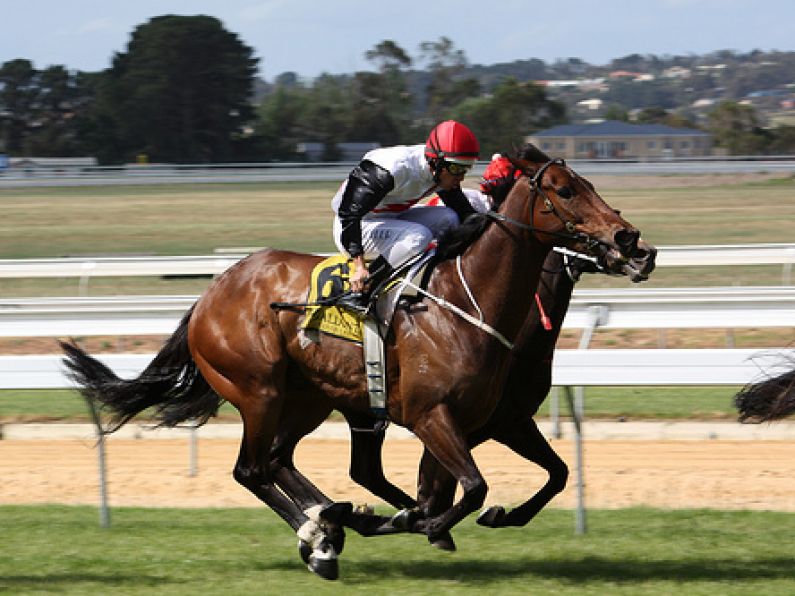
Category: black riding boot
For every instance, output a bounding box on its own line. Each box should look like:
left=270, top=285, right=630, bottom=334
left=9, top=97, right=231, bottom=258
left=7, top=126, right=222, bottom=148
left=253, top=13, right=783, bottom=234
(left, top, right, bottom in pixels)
left=336, top=256, right=394, bottom=315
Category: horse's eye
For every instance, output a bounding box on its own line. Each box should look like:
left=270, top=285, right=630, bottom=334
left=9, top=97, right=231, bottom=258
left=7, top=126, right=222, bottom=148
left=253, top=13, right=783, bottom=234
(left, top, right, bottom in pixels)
left=557, top=186, right=573, bottom=199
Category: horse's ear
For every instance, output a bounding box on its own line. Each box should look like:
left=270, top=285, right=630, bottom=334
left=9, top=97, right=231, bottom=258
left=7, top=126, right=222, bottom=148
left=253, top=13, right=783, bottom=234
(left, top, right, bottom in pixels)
left=507, top=155, right=534, bottom=177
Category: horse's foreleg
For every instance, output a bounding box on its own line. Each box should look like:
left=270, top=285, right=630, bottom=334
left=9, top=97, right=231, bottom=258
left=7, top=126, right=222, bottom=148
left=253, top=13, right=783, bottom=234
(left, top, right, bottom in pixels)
left=477, top=417, right=568, bottom=528
left=415, top=447, right=458, bottom=551
left=402, top=403, right=487, bottom=541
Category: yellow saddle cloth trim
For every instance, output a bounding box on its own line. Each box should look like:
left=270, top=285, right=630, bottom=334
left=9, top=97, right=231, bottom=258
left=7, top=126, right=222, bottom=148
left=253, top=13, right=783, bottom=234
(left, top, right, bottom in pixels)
left=301, top=255, right=364, bottom=343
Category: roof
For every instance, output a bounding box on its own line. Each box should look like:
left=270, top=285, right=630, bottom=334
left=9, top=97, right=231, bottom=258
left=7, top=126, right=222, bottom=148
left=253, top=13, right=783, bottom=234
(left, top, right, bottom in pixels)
left=534, top=120, right=709, bottom=137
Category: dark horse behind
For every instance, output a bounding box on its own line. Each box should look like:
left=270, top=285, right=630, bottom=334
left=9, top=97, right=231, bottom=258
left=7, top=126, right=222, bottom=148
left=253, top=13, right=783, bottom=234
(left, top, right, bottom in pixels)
left=62, top=144, right=649, bottom=580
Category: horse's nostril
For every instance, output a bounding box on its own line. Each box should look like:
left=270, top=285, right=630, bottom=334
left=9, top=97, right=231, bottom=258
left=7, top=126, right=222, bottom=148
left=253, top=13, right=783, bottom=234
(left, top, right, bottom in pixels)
left=614, top=229, right=640, bottom=256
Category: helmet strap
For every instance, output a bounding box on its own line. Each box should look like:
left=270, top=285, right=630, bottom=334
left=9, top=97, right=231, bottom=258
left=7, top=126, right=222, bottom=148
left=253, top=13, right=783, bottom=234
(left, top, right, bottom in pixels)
left=428, top=157, right=445, bottom=183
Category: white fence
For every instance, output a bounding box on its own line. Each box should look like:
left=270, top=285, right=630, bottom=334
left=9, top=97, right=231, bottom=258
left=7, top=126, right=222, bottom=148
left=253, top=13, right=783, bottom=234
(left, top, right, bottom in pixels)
left=4, top=347, right=792, bottom=391
left=0, top=284, right=791, bottom=338
left=0, top=243, right=793, bottom=288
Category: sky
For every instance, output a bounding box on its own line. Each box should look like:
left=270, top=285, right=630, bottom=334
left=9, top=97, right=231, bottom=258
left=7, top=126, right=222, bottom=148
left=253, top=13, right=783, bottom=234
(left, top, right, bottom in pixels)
left=2, top=0, right=794, bottom=81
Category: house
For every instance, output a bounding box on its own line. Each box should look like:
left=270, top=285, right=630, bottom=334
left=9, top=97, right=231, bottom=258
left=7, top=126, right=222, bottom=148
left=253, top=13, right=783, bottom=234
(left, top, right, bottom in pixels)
left=528, top=120, right=712, bottom=159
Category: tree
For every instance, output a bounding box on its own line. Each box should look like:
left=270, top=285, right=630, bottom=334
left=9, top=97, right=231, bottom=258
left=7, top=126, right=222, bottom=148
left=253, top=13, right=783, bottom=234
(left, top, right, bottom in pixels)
left=349, top=40, right=414, bottom=145
left=450, top=78, right=566, bottom=157
left=365, top=40, right=412, bottom=73
left=90, top=15, right=258, bottom=163
left=418, top=37, right=479, bottom=123
left=706, top=101, right=769, bottom=154
left=635, top=107, right=696, bottom=128
left=0, top=59, right=37, bottom=153
left=301, top=74, right=353, bottom=160
left=767, top=125, right=795, bottom=155
left=604, top=105, right=629, bottom=122
left=24, top=66, right=91, bottom=156
left=255, top=84, right=308, bottom=161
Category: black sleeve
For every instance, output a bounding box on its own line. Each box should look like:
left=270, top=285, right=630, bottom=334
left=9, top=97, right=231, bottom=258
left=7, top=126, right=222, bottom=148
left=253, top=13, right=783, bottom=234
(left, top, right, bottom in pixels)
left=436, top=187, right=477, bottom=222
left=337, top=159, right=395, bottom=258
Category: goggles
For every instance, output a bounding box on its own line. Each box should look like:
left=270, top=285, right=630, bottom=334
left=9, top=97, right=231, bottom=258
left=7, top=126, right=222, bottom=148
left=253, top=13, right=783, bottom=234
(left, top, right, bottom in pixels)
left=444, top=161, right=474, bottom=176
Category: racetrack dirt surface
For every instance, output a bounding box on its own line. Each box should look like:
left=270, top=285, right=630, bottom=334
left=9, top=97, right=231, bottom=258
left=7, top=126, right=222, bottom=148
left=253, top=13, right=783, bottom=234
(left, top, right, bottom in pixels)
left=2, top=436, right=794, bottom=512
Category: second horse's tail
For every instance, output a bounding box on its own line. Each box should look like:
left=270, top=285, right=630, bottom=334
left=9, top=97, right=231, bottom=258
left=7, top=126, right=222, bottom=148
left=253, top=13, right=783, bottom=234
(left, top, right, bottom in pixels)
left=735, top=362, right=795, bottom=423
left=60, top=304, right=223, bottom=434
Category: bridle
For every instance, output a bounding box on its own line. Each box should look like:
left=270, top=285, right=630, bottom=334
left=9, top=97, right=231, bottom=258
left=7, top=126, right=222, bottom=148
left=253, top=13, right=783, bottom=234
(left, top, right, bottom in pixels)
left=486, top=158, right=608, bottom=255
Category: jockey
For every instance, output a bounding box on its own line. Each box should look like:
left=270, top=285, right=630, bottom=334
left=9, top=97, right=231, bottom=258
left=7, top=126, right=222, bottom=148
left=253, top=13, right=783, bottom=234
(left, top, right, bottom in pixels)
left=332, top=120, right=480, bottom=313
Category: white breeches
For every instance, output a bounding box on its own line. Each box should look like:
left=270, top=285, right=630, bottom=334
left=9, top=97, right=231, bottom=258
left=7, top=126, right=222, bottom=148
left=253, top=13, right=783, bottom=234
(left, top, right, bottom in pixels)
left=333, top=205, right=460, bottom=267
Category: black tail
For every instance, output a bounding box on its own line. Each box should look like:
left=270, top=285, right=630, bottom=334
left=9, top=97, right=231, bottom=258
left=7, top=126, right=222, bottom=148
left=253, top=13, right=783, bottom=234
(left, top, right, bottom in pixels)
left=60, top=304, right=223, bottom=434
left=735, top=362, right=795, bottom=423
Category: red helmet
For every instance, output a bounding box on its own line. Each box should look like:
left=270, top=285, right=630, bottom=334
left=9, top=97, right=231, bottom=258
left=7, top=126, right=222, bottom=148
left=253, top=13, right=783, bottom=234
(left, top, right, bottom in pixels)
left=424, top=120, right=479, bottom=165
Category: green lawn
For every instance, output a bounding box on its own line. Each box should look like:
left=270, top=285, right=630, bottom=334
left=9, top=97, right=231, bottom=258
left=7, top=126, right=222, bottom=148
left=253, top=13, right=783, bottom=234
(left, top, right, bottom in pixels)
left=0, top=176, right=793, bottom=294
left=1, top=505, right=793, bottom=595
left=0, top=386, right=742, bottom=423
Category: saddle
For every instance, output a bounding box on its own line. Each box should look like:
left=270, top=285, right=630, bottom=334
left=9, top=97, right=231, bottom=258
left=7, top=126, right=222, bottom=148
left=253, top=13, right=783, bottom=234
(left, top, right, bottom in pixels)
left=298, top=250, right=436, bottom=426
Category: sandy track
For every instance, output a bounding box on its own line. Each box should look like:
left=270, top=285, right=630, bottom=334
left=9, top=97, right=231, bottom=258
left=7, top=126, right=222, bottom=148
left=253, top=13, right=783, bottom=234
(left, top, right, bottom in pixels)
left=2, top=437, right=794, bottom=512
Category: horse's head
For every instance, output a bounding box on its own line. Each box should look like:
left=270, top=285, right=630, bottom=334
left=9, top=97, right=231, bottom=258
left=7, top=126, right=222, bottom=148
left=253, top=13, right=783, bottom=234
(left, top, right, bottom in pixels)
left=504, top=145, right=655, bottom=280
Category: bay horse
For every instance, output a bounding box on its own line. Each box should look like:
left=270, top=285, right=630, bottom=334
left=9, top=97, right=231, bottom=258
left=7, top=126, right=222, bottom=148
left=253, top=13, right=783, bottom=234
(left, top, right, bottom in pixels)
left=61, top=145, right=645, bottom=580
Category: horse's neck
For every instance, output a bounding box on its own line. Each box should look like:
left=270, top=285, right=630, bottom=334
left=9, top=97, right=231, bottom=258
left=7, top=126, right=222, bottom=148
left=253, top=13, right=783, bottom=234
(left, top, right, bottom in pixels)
left=514, top=251, right=576, bottom=358
left=453, top=192, right=550, bottom=333
left=537, top=251, right=577, bottom=329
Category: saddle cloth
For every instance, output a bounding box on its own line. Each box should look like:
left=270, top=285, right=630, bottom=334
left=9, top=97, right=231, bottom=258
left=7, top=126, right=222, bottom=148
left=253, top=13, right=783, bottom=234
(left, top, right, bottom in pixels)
left=301, top=255, right=364, bottom=343
left=301, top=251, right=435, bottom=343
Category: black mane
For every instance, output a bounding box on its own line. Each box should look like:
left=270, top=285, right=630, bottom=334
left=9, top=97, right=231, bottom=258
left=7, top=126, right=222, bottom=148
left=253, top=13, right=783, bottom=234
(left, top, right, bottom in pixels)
left=518, top=143, right=551, bottom=164
left=487, top=143, right=551, bottom=205
left=432, top=143, right=554, bottom=261
left=434, top=212, right=491, bottom=260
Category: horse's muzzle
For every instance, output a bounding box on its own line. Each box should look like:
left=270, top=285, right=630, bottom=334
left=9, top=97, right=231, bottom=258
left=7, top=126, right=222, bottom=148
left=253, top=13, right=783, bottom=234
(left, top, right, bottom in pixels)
left=599, top=234, right=657, bottom=283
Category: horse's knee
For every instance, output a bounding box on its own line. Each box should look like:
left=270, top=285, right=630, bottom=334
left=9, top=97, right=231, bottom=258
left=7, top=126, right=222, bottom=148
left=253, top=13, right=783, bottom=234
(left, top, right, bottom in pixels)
left=548, top=460, right=569, bottom=494
left=464, top=477, right=488, bottom=510
left=233, top=463, right=268, bottom=490
left=348, top=461, right=374, bottom=488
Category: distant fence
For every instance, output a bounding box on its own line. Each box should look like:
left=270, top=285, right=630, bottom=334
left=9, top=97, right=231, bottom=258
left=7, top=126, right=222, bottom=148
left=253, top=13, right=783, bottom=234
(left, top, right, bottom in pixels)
left=1, top=157, right=794, bottom=188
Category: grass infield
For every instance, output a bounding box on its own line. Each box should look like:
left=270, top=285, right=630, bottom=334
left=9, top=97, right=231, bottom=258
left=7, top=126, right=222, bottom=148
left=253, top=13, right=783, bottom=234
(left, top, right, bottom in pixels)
left=1, top=505, right=793, bottom=595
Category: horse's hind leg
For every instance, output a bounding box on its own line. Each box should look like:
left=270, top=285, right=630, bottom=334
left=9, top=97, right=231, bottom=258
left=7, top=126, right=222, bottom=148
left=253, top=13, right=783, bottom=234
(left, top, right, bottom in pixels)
left=477, top=417, right=568, bottom=528
left=194, top=354, right=341, bottom=580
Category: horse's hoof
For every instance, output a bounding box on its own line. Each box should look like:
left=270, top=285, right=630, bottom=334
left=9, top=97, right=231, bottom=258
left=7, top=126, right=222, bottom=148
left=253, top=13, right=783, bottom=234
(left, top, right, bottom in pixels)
left=319, top=501, right=353, bottom=525
left=298, top=539, right=312, bottom=564
left=429, top=531, right=457, bottom=552
left=390, top=508, right=419, bottom=531
left=308, top=553, right=339, bottom=581
left=476, top=505, right=507, bottom=527
left=307, top=540, right=339, bottom=581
